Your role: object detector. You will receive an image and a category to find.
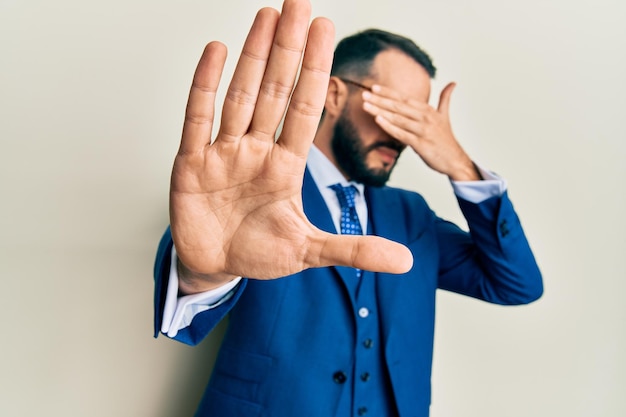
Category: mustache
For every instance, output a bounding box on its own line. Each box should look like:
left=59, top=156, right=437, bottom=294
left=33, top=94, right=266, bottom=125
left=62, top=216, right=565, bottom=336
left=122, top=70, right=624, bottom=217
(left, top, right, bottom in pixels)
left=366, top=140, right=406, bottom=154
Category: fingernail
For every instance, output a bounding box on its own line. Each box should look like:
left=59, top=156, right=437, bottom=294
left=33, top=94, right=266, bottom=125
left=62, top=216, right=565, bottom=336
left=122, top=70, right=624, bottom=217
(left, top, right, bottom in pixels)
left=362, top=91, right=372, bottom=100
left=371, top=85, right=381, bottom=93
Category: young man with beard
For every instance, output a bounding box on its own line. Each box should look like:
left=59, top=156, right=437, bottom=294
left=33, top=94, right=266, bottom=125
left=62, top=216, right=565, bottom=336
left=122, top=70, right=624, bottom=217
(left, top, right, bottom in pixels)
left=153, top=1, right=543, bottom=416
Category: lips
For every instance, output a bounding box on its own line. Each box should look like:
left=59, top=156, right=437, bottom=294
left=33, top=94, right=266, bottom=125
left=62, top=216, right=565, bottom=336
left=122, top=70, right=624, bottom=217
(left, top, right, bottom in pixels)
left=372, top=145, right=400, bottom=165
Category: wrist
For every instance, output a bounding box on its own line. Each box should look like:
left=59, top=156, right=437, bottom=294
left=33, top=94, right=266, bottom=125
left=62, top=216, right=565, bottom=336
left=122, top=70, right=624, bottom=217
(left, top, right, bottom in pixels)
left=448, top=158, right=482, bottom=182
left=177, top=258, right=239, bottom=295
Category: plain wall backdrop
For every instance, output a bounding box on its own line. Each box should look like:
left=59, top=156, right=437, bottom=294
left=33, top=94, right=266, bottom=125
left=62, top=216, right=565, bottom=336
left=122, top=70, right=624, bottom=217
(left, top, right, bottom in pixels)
left=1, top=0, right=624, bottom=416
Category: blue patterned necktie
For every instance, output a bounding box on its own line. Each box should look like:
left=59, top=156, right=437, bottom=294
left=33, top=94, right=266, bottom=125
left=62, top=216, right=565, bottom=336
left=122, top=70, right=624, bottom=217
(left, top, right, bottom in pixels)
left=330, top=183, right=363, bottom=278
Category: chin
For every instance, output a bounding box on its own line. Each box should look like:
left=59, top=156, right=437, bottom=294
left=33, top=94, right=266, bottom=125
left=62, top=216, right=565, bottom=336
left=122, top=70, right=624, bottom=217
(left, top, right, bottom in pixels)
left=367, top=160, right=395, bottom=174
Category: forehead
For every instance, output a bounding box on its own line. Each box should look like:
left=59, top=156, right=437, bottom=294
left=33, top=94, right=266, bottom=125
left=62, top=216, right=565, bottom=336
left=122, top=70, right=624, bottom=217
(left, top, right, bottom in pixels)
left=368, top=48, right=431, bottom=102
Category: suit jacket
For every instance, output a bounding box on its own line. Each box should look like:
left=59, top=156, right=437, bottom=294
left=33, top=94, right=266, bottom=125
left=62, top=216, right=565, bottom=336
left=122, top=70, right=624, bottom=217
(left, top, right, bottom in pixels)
left=153, top=169, right=543, bottom=417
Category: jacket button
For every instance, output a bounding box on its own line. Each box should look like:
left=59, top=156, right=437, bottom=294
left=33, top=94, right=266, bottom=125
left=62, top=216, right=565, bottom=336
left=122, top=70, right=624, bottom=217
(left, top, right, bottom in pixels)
left=363, top=338, right=373, bottom=349
left=499, top=219, right=510, bottom=237
left=360, top=372, right=370, bottom=382
left=333, top=371, right=347, bottom=384
left=358, top=406, right=368, bottom=415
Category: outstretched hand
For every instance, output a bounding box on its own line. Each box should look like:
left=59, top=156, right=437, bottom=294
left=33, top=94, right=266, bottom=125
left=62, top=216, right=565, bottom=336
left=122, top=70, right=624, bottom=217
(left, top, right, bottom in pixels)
left=170, top=0, right=413, bottom=294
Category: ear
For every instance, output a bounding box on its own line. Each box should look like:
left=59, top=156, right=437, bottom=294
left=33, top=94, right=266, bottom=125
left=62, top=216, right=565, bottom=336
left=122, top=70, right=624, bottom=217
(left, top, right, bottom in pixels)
left=324, top=76, right=349, bottom=118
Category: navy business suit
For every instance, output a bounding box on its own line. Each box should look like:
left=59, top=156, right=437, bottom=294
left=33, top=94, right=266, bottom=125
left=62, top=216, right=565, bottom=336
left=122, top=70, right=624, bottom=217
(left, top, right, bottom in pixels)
left=154, top=169, right=543, bottom=417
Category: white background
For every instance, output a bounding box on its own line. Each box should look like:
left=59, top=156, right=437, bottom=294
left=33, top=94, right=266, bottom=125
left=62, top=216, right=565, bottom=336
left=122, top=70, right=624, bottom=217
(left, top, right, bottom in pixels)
left=1, top=0, right=624, bottom=416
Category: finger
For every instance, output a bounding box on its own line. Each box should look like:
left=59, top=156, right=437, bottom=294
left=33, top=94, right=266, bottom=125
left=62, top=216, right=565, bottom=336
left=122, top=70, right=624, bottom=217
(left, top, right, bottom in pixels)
left=370, top=84, right=426, bottom=108
left=279, top=17, right=335, bottom=156
left=309, top=232, right=413, bottom=274
left=373, top=113, right=422, bottom=146
left=179, top=42, right=227, bottom=154
left=362, top=95, right=425, bottom=124
left=362, top=101, right=422, bottom=141
left=437, top=82, right=456, bottom=116
left=363, top=89, right=429, bottom=122
left=248, top=0, right=314, bottom=143
left=218, top=7, right=280, bottom=140
left=370, top=83, right=404, bottom=100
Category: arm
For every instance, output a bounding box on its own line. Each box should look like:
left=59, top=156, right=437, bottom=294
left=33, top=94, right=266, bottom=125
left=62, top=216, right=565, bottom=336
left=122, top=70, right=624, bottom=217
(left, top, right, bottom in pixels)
left=437, top=192, right=543, bottom=304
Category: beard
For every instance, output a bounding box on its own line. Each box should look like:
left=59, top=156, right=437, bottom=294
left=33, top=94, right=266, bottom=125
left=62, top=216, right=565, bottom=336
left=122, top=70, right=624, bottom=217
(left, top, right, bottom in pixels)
left=331, top=108, right=405, bottom=187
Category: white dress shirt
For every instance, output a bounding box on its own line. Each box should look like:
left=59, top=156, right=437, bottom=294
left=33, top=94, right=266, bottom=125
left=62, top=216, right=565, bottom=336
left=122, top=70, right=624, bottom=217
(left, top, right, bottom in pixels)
left=161, top=144, right=506, bottom=337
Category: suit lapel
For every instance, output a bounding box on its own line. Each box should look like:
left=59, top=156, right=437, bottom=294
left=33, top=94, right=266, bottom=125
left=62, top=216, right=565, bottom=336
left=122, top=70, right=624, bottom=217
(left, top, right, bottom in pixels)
left=302, top=169, right=336, bottom=234
left=365, top=186, right=408, bottom=244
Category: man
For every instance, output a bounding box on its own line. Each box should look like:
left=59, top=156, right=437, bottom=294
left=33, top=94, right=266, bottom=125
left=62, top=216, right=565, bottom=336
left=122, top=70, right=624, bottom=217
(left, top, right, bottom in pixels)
left=153, top=1, right=543, bottom=416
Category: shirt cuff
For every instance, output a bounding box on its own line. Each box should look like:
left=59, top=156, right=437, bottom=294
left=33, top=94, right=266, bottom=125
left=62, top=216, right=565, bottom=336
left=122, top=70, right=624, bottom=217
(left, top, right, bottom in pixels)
left=450, top=164, right=508, bottom=203
left=160, top=245, right=242, bottom=338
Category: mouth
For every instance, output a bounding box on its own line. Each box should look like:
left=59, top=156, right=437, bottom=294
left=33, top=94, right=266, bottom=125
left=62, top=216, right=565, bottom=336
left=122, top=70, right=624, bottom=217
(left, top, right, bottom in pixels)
left=374, top=147, right=398, bottom=164
left=369, top=143, right=404, bottom=166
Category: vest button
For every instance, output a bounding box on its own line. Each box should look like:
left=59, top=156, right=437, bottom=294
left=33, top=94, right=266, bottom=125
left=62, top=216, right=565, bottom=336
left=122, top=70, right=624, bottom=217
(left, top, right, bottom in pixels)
left=358, top=406, right=368, bottom=415
left=333, top=371, right=347, bottom=384
left=360, top=372, right=370, bottom=382
left=363, top=338, right=374, bottom=349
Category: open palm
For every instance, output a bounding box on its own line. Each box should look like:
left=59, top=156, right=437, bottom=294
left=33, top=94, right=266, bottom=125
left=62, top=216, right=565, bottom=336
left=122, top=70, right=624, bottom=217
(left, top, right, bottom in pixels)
left=170, top=0, right=412, bottom=293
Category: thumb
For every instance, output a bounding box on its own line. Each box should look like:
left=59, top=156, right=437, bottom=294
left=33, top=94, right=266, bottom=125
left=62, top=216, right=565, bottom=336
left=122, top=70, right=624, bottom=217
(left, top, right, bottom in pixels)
left=312, top=232, right=413, bottom=274
left=437, top=82, right=457, bottom=116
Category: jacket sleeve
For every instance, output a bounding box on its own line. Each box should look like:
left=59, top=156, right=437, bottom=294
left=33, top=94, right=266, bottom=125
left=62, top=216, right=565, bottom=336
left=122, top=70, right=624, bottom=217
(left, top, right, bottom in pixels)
left=436, top=191, right=543, bottom=305
left=153, top=226, right=247, bottom=346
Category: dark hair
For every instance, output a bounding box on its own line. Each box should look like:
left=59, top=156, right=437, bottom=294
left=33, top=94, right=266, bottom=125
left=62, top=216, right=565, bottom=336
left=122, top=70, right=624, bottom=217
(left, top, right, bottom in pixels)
left=331, top=28, right=436, bottom=80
